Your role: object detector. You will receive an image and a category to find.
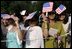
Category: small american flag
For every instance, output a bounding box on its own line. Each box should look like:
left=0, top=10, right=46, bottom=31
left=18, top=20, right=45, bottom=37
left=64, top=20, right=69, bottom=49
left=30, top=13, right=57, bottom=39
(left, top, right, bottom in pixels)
left=42, top=2, right=53, bottom=12
left=55, top=4, right=66, bottom=14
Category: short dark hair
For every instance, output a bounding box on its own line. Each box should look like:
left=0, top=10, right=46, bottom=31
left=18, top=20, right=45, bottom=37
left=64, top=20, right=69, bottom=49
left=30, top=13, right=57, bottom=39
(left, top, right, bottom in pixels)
left=7, top=18, right=16, bottom=26
left=63, top=14, right=69, bottom=24
left=27, top=12, right=39, bottom=25
left=57, top=13, right=69, bottom=24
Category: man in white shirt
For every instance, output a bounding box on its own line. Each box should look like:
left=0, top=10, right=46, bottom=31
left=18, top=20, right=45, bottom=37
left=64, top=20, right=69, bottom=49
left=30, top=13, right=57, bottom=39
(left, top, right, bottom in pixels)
left=25, top=26, right=44, bottom=48
left=25, top=17, right=44, bottom=48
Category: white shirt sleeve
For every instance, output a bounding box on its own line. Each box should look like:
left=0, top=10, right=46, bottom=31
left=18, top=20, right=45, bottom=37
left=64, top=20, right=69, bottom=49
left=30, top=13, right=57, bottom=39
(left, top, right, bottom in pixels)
left=34, top=27, right=44, bottom=48
left=38, top=27, right=44, bottom=48
left=40, top=39, right=44, bottom=48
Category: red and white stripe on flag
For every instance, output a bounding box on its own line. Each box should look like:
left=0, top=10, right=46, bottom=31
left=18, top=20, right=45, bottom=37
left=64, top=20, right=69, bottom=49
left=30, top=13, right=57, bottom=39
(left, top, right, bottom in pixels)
left=42, top=2, right=53, bottom=12
left=55, top=8, right=62, bottom=14
left=42, top=7, right=52, bottom=12
left=55, top=5, right=66, bottom=14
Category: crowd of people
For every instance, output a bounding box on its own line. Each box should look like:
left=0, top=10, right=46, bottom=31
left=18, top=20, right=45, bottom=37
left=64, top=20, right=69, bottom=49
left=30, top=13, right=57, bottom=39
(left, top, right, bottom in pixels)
left=1, top=10, right=71, bottom=48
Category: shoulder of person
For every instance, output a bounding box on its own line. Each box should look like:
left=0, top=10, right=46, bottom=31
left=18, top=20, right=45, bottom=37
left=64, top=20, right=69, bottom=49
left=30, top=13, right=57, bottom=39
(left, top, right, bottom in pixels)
left=34, top=26, right=42, bottom=30
left=56, top=21, right=62, bottom=25
left=42, top=20, right=48, bottom=22
left=56, top=21, right=61, bottom=24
